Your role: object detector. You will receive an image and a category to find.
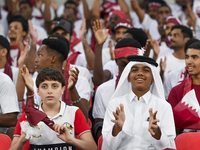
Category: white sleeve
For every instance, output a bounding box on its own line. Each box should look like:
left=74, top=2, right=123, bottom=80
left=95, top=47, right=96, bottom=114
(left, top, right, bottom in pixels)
left=102, top=99, right=133, bottom=150
left=92, top=86, right=106, bottom=119
left=75, top=54, right=87, bottom=68
left=0, top=74, right=19, bottom=114
left=151, top=103, right=176, bottom=149
left=75, top=76, right=90, bottom=101
left=164, top=72, right=174, bottom=100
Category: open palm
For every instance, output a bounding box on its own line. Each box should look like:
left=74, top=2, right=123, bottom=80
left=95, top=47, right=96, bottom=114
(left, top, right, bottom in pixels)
left=93, top=20, right=108, bottom=45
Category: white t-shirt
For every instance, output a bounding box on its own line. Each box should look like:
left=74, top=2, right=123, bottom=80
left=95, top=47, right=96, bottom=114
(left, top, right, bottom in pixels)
left=0, top=8, right=8, bottom=36
left=142, top=14, right=161, bottom=41
left=157, top=53, right=186, bottom=81
left=0, top=73, right=19, bottom=133
left=164, top=68, right=186, bottom=99
left=102, top=91, right=176, bottom=150
left=93, top=77, right=116, bottom=119
left=0, top=66, right=19, bottom=86
left=103, top=60, right=119, bottom=79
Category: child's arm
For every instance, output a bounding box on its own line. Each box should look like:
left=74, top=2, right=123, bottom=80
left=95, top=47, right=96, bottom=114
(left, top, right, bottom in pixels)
left=9, top=132, right=28, bottom=150
left=54, top=124, right=97, bottom=150
left=20, top=65, right=35, bottom=105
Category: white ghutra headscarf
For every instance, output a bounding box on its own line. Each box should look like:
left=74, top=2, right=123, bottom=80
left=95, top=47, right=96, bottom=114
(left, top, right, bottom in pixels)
left=110, top=56, right=165, bottom=100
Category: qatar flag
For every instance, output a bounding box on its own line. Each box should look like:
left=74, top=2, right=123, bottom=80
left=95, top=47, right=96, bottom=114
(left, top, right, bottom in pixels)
left=173, top=89, right=200, bottom=129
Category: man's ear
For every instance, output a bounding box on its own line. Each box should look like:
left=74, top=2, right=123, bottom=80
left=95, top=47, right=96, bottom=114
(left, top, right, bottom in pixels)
left=51, top=55, right=56, bottom=63
left=22, top=31, right=27, bottom=37
left=0, top=48, right=7, bottom=57
left=184, top=37, right=190, bottom=43
left=61, top=86, right=65, bottom=94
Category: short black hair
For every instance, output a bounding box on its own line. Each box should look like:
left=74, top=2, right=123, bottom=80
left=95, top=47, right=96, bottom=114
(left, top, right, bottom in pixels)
left=187, top=41, right=200, bottom=51
left=64, top=0, right=78, bottom=8
left=19, top=0, right=32, bottom=8
left=115, top=38, right=141, bottom=49
left=158, top=4, right=171, bottom=13
left=0, top=35, right=11, bottom=59
left=8, top=15, right=28, bottom=33
left=42, top=38, right=69, bottom=62
left=184, top=38, right=199, bottom=53
left=125, top=28, right=148, bottom=47
left=171, top=25, right=193, bottom=39
left=36, top=67, right=65, bottom=88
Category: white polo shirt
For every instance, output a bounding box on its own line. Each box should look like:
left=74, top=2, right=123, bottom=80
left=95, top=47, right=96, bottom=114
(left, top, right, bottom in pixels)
left=14, top=101, right=90, bottom=149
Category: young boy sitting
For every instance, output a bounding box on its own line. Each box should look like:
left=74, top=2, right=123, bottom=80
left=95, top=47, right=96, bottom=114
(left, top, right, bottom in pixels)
left=9, top=67, right=97, bottom=150
left=102, top=55, right=176, bottom=150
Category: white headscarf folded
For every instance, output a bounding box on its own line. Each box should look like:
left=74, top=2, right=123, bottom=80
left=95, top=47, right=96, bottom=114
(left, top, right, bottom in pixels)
left=110, top=61, right=165, bottom=100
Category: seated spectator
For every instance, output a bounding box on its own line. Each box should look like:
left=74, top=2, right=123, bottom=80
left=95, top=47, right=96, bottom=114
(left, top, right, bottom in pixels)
left=0, top=73, right=19, bottom=136
left=0, top=35, right=19, bottom=85
left=168, top=41, right=200, bottom=135
left=10, top=67, right=97, bottom=150
left=92, top=38, right=143, bottom=142
left=102, top=55, right=176, bottom=149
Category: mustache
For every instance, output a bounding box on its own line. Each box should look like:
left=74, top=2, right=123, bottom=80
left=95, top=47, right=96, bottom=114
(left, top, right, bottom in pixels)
left=170, top=40, right=175, bottom=43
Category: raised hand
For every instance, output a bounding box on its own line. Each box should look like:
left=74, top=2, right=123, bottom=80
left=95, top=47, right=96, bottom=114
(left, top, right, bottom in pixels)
left=35, top=0, right=43, bottom=9
left=151, top=40, right=160, bottom=60
left=160, top=56, right=167, bottom=73
left=21, top=65, right=34, bottom=93
left=28, top=20, right=38, bottom=44
left=79, top=18, right=87, bottom=41
left=50, top=0, right=58, bottom=11
left=92, top=20, right=108, bottom=45
left=68, top=67, right=79, bottom=91
left=18, top=42, right=29, bottom=67
left=148, top=108, right=161, bottom=140
left=186, top=3, right=196, bottom=31
left=111, top=103, right=125, bottom=130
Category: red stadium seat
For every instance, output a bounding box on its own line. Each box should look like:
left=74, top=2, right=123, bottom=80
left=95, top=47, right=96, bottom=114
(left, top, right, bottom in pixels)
left=0, top=134, right=11, bottom=150
left=98, top=135, right=103, bottom=150
left=175, top=132, right=200, bottom=150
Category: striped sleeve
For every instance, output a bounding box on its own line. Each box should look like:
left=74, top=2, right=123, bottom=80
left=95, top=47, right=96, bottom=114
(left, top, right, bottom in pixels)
left=74, top=109, right=90, bottom=137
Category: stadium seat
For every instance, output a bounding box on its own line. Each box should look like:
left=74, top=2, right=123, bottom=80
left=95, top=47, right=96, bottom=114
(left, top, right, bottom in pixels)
left=175, top=132, right=200, bottom=150
left=0, top=133, right=11, bottom=150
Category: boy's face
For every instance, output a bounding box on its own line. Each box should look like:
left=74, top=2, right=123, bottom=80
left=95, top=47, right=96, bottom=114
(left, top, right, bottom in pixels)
left=186, top=48, right=200, bottom=76
left=8, top=22, right=26, bottom=40
left=128, top=64, right=153, bottom=93
left=115, top=27, right=128, bottom=43
left=35, top=45, right=53, bottom=72
left=37, top=80, right=65, bottom=106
